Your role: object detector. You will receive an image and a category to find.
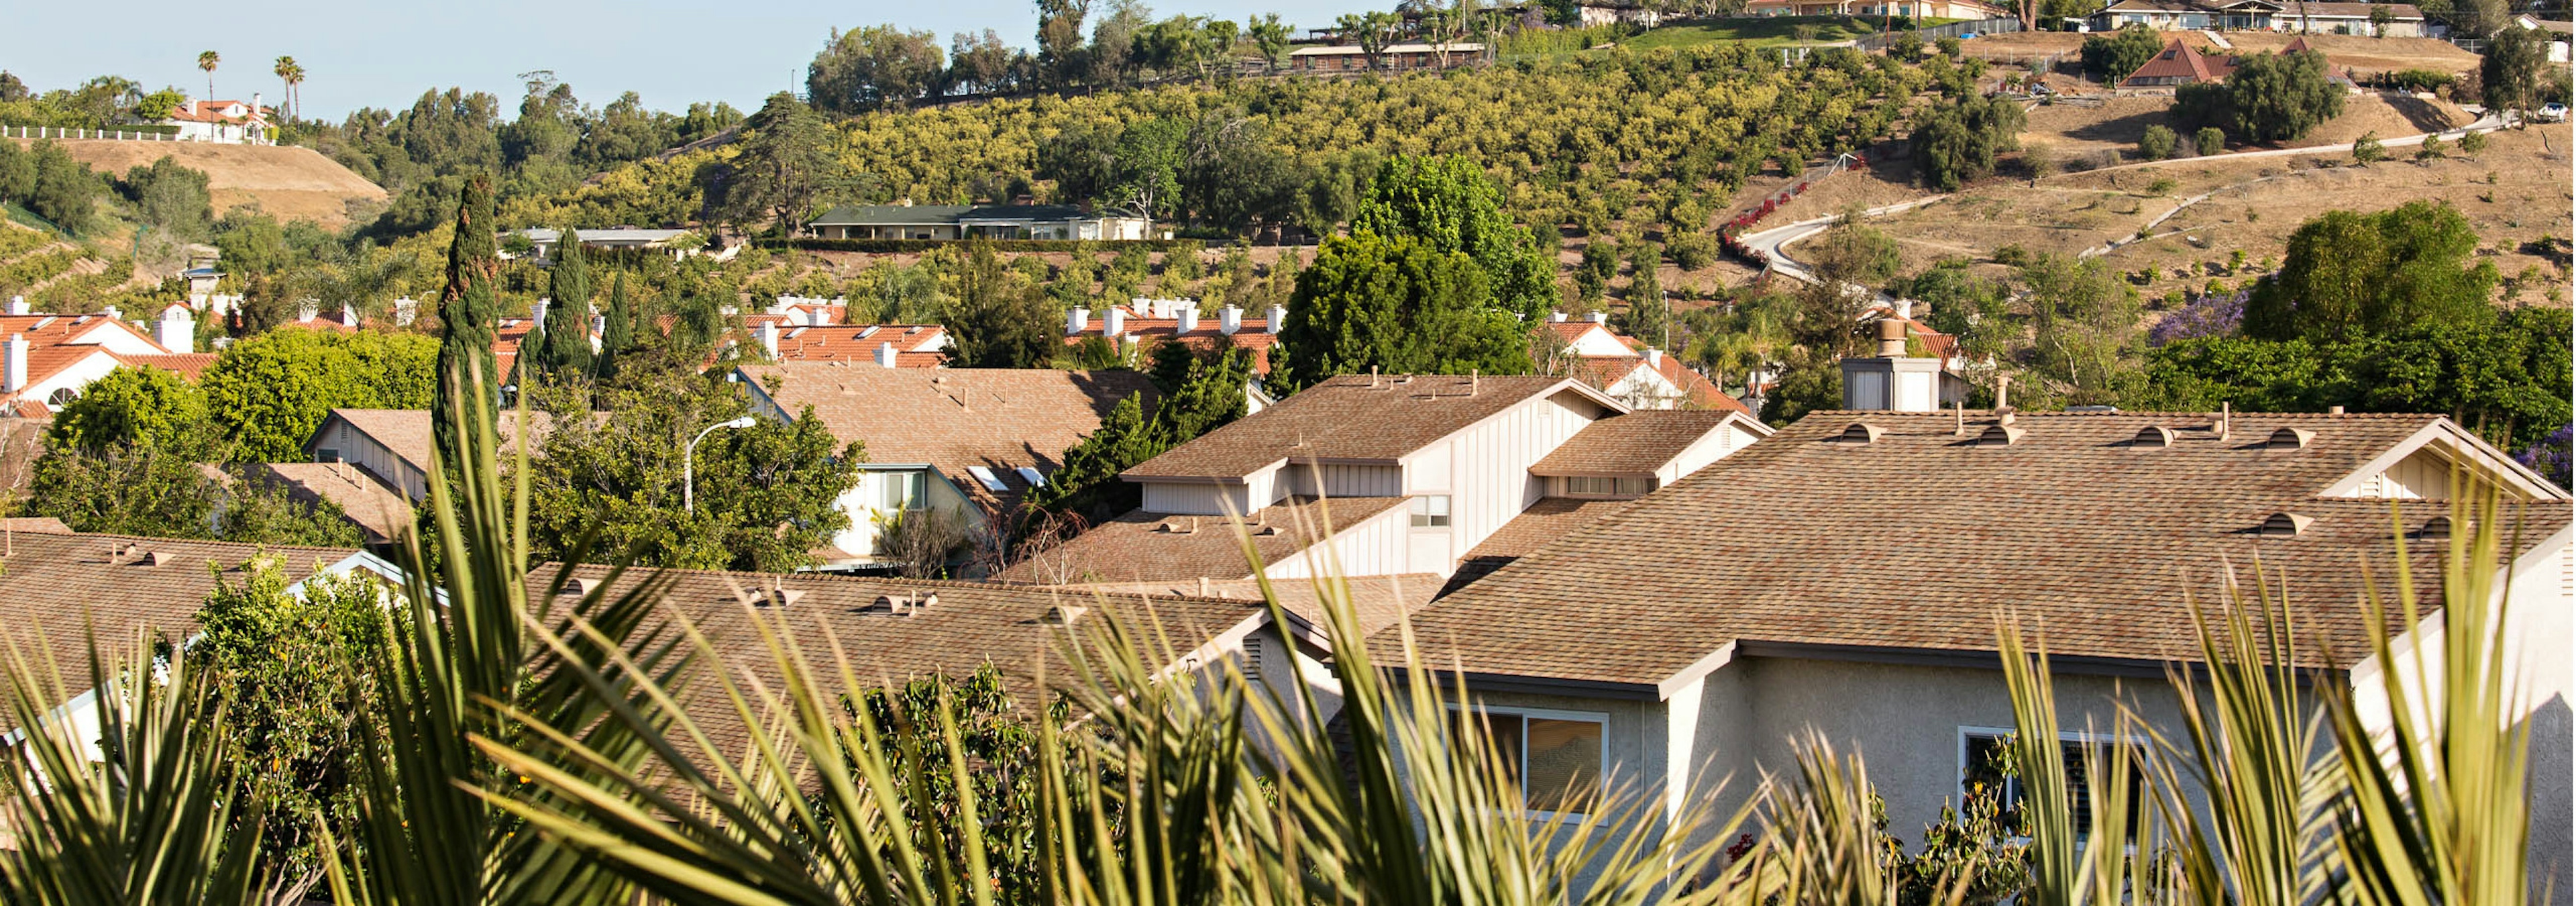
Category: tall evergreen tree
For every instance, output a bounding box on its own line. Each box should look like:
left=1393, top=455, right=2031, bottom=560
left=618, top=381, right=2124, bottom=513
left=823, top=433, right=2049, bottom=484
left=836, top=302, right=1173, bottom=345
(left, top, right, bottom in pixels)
left=431, top=174, right=502, bottom=469
left=538, top=228, right=595, bottom=378
left=598, top=271, right=636, bottom=381
left=945, top=243, right=1055, bottom=368
left=1620, top=244, right=1668, bottom=350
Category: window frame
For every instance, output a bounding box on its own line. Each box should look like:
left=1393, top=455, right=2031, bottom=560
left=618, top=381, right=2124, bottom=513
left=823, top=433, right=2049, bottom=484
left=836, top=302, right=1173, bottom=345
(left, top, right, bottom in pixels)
left=1956, top=725, right=2147, bottom=837
left=874, top=470, right=928, bottom=512
left=1409, top=494, right=1452, bottom=529
left=1447, top=703, right=1611, bottom=819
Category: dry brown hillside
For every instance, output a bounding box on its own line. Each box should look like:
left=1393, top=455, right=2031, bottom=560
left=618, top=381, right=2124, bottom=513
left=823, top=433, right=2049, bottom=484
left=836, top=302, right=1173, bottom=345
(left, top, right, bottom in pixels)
left=7, top=139, right=386, bottom=229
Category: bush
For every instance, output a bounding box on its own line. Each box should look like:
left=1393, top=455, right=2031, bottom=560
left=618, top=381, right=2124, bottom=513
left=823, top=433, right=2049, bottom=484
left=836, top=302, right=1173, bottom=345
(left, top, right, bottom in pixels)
left=1912, top=93, right=2027, bottom=191
left=2459, top=130, right=2487, bottom=154
left=2195, top=126, right=2226, bottom=156
left=2415, top=134, right=2445, bottom=160
left=2352, top=131, right=2385, bottom=164
left=2080, top=24, right=2163, bottom=79
left=1937, top=36, right=1963, bottom=58
left=2139, top=125, right=2178, bottom=160
left=2377, top=68, right=2454, bottom=92
left=1667, top=232, right=1718, bottom=271
left=2146, top=176, right=2178, bottom=194
left=1992, top=243, right=2031, bottom=267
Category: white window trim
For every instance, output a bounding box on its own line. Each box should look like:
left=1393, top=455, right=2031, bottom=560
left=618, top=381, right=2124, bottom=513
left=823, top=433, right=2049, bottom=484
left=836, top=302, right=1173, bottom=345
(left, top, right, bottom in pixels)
left=1956, top=724, right=2148, bottom=837
left=1409, top=494, right=1452, bottom=529
left=1448, top=703, right=1611, bottom=819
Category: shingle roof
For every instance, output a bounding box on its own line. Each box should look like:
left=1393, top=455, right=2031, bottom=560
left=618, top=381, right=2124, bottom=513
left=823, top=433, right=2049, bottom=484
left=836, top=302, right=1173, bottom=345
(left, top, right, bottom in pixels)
left=997, top=496, right=1410, bottom=584
left=2125, top=38, right=2237, bottom=85
left=1461, top=497, right=1633, bottom=562
left=740, top=364, right=1157, bottom=510
left=1530, top=411, right=1737, bottom=476
left=1126, top=375, right=1613, bottom=480
left=1042, top=574, right=1443, bottom=636
left=258, top=462, right=415, bottom=544
left=1391, top=411, right=2571, bottom=689
left=0, top=533, right=360, bottom=711
left=315, top=409, right=558, bottom=476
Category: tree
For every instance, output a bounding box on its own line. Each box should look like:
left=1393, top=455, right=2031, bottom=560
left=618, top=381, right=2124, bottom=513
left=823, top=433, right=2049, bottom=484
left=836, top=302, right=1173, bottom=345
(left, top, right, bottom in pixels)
left=26, top=366, right=363, bottom=544
left=2244, top=201, right=2496, bottom=343
left=717, top=93, right=837, bottom=237
left=203, top=329, right=440, bottom=461
left=808, top=25, right=947, bottom=114
left=525, top=371, right=861, bottom=572
left=48, top=366, right=212, bottom=457
left=119, top=156, right=215, bottom=242
left=1248, top=13, right=1295, bottom=71
left=945, top=243, right=1057, bottom=368
left=948, top=30, right=1022, bottom=95
left=2018, top=253, right=2142, bottom=406
left=272, top=56, right=299, bottom=121
left=1024, top=343, right=1249, bottom=532
left=1036, top=0, right=1093, bottom=87
left=1352, top=154, right=1556, bottom=324
left=2139, top=124, right=2177, bottom=159
left=1108, top=117, right=1185, bottom=221
left=1620, top=244, right=1670, bottom=350
left=2143, top=307, right=2569, bottom=449
left=1273, top=232, right=1531, bottom=389
left=537, top=228, right=596, bottom=380
left=431, top=173, right=502, bottom=470
left=2176, top=48, right=2345, bottom=143
left=598, top=271, right=639, bottom=381
left=1912, top=94, right=2025, bottom=191
left=193, top=562, right=390, bottom=903
left=2079, top=25, right=2161, bottom=80
left=2195, top=125, right=2225, bottom=156
left=2369, top=4, right=2396, bottom=36
left=197, top=50, right=219, bottom=103
left=2482, top=26, right=2546, bottom=117
left=2352, top=130, right=2385, bottom=163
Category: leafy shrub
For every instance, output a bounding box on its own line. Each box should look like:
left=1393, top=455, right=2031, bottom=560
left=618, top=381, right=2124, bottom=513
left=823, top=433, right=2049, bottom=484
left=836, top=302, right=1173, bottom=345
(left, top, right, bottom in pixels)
left=1667, top=232, right=1718, bottom=271
left=2353, top=131, right=2385, bottom=164
left=2459, top=130, right=2487, bottom=154
left=2139, top=125, right=2177, bottom=160
left=2196, top=126, right=2226, bottom=156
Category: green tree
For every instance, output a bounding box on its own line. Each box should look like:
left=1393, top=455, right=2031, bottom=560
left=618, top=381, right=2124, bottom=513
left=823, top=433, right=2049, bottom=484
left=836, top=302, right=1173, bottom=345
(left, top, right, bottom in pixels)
left=2143, top=307, right=2569, bottom=448
left=598, top=271, right=639, bottom=380
left=2481, top=26, right=2546, bottom=117
left=119, top=157, right=214, bottom=242
left=1912, top=94, right=2025, bottom=191
left=197, top=50, right=219, bottom=104
left=1248, top=13, right=1295, bottom=71
left=48, top=366, right=212, bottom=456
left=2019, top=253, right=2143, bottom=406
left=1352, top=154, right=1555, bottom=324
left=2244, top=202, right=2496, bottom=343
left=718, top=93, right=837, bottom=237
left=194, top=561, right=391, bottom=901
left=1274, top=232, right=1531, bottom=389
left=945, top=243, right=1057, bottom=368
left=525, top=372, right=861, bottom=572
left=2139, top=124, right=2177, bottom=159
left=2195, top=125, right=2226, bottom=156
left=2353, top=130, right=2385, bottom=163
left=432, top=174, right=501, bottom=469
left=1619, top=244, right=1669, bottom=350
left=203, top=329, right=441, bottom=461
left=2176, top=48, right=2346, bottom=143
left=537, top=228, right=596, bottom=379
left=808, top=25, right=947, bottom=114
left=2079, top=25, right=2162, bottom=79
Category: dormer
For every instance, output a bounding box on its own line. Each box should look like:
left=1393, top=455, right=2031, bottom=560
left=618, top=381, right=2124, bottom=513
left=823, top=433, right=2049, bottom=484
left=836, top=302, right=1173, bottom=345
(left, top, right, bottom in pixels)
left=2324, top=419, right=2567, bottom=502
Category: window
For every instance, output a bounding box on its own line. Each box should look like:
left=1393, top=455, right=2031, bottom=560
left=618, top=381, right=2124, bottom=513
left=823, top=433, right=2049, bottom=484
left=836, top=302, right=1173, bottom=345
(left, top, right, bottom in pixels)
left=1960, top=729, right=2144, bottom=833
left=875, top=471, right=926, bottom=511
left=1456, top=706, right=1607, bottom=815
left=965, top=466, right=1010, bottom=493
left=1014, top=466, right=1047, bottom=487
left=315, top=448, right=340, bottom=463
left=1409, top=495, right=1450, bottom=527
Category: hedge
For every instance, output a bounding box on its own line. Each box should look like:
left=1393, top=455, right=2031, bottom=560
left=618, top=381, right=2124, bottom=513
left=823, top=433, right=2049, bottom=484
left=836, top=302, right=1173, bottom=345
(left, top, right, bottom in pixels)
left=765, top=237, right=1197, bottom=254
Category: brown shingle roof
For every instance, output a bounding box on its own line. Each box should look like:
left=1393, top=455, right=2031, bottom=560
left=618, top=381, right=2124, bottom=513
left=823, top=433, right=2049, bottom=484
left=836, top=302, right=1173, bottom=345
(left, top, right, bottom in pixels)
left=1126, top=375, right=1613, bottom=480
left=258, top=462, right=415, bottom=544
left=740, top=364, right=1157, bottom=510
left=1530, top=411, right=1737, bottom=476
left=1039, top=574, right=1442, bottom=637
left=1391, top=411, right=2571, bottom=689
left=1460, top=497, right=1635, bottom=562
left=315, top=409, right=559, bottom=476
left=997, top=496, right=1409, bottom=584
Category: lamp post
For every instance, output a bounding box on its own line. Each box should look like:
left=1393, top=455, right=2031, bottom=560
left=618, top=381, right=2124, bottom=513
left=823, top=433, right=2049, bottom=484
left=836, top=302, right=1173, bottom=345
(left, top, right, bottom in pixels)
left=684, top=417, right=757, bottom=513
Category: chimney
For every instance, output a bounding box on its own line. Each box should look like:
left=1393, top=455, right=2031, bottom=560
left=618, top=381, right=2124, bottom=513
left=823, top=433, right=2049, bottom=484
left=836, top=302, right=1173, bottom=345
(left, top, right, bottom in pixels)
left=875, top=341, right=898, bottom=368
left=103, top=304, right=120, bottom=321
left=1218, top=305, right=1242, bottom=335
left=5, top=334, right=25, bottom=393
left=393, top=297, right=418, bottom=327
left=813, top=305, right=834, bottom=326
left=5, top=297, right=24, bottom=316
left=341, top=304, right=359, bottom=328
left=759, top=320, right=780, bottom=359
left=252, top=92, right=262, bottom=117
left=1267, top=305, right=1287, bottom=334
left=1551, top=311, right=1568, bottom=323
left=1589, top=311, right=1608, bottom=324
left=156, top=305, right=193, bottom=354
left=1994, top=374, right=2015, bottom=426
left=1875, top=318, right=1907, bottom=358
left=1176, top=303, right=1199, bottom=334
left=530, top=298, right=550, bottom=334
left=1066, top=307, right=1089, bottom=336
left=1103, top=307, right=1125, bottom=337
left=1646, top=348, right=1663, bottom=368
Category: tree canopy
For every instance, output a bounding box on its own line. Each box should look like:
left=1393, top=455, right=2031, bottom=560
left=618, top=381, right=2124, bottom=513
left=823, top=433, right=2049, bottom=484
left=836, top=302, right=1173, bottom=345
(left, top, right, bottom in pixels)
left=1273, top=232, right=1531, bottom=390
left=2174, top=48, right=2345, bottom=144
left=2245, top=201, right=2496, bottom=344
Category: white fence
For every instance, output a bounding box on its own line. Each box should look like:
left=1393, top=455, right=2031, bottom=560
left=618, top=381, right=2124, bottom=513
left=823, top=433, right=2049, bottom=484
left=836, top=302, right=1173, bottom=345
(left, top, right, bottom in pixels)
left=1, top=125, right=182, bottom=142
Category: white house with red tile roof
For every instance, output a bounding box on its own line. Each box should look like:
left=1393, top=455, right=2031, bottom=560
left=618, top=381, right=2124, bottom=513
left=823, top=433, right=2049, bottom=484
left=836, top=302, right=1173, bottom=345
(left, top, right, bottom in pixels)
left=0, top=308, right=195, bottom=415
left=1063, top=299, right=1281, bottom=373
left=156, top=96, right=274, bottom=145
left=1539, top=312, right=1752, bottom=415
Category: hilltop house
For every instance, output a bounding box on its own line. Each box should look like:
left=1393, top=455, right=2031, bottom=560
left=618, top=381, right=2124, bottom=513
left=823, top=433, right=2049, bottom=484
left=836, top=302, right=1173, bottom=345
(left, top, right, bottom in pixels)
left=511, top=228, right=702, bottom=258
left=1746, top=0, right=2012, bottom=17
left=1385, top=409, right=2571, bottom=884
left=1000, top=374, right=1769, bottom=586
left=735, top=363, right=1157, bottom=572
left=806, top=204, right=1155, bottom=241
left=2119, top=35, right=2355, bottom=88
left=156, top=96, right=273, bottom=144
left=2087, top=0, right=2426, bottom=35
left=1540, top=313, right=1751, bottom=413
left=1287, top=42, right=1487, bottom=73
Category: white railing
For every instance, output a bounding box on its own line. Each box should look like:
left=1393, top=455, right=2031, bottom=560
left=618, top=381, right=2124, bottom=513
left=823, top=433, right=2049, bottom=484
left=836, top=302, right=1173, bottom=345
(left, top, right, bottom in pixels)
left=0, top=125, right=181, bottom=142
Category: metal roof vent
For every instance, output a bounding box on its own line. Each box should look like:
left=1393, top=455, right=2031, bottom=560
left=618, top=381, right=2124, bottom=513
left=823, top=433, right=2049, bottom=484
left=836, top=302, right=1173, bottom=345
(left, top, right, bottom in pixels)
left=2255, top=511, right=2314, bottom=538
left=1837, top=422, right=1884, bottom=444
left=142, top=550, right=172, bottom=566
left=1042, top=603, right=1087, bottom=626
left=1158, top=518, right=1199, bottom=534
left=1977, top=425, right=2027, bottom=446
left=2264, top=427, right=2314, bottom=450
left=874, top=591, right=938, bottom=615
left=558, top=577, right=606, bottom=597
left=737, top=588, right=806, bottom=609
left=2133, top=425, right=2176, bottom=448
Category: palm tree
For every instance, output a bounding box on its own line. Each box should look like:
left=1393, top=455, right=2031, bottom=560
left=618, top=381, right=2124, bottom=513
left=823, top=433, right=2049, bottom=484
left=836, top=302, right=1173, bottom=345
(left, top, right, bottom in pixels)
left=197, top=50, right=219, bottom=104
left=272, top=56, right=298, bottom=121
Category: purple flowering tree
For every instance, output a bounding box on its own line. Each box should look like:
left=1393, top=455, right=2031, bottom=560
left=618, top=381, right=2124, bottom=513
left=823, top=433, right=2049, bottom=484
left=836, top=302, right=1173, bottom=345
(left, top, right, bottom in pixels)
left=2149, top=291, right=2247, bottom=346
left=2516, top=425, right=2572, bottom=491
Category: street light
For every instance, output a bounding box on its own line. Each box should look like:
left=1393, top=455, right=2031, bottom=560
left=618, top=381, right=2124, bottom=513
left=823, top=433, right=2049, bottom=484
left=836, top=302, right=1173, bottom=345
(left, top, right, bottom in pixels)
left=684, top=417, right=758, bottom=513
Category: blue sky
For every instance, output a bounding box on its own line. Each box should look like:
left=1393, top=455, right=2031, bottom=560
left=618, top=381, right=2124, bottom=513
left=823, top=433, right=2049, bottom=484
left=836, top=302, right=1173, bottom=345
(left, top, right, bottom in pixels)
left=9, top=0, right=1359, bottom=119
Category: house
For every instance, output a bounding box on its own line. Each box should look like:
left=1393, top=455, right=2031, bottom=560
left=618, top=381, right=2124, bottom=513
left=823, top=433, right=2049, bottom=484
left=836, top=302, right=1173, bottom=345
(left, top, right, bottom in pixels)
left=2088, top=0, right=2278, bottom=30
left=1062, top=299, right=1281, bottom=373
left=1837, top=318, right=1972, bottom=411
left=1578, top=3, right=1664, bottom=28
left=511, top=228, right=702, bottom=258
left=1452, top=408, right=1760, bottom=583
left=1540, top=313, right=1752, bottom=414
left=2271, top=1, right=2428, bottom=35
left=156, top=96, right=272, bottom=144
left=734, top=363, right=1159, bottom=571
left=1746, top=0, right=2012, bottom=17
left=0, top=307, right=199, bottom=415
left=2515, top=14, right=2572, bottom=60
left=1000, top=374, right=1769, bottom=585
left=303, top=409, right=559, bottom=502
left=254, top=461, right=417, bottom=546
left=806, top=205, right=1154, bottom=241
left=1286, top=42, right=1487, bottom=74
left=2119, top=36, right=2353, bottom=88
left=746, top=321, right=951, bottom=368
left=1383, top=409, right=2571, bottom=878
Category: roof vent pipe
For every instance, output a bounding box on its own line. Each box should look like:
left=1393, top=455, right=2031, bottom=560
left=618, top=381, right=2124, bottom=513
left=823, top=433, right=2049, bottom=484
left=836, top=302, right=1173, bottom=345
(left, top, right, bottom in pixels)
left=1994, top=374, right=2015, bottom=427
left=1875, top=318, right=1907, bottom=357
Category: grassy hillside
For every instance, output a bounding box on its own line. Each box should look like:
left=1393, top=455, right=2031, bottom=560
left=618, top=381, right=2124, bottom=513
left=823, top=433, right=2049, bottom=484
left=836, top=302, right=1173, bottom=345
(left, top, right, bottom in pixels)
left=7, top=139, right=388, bottom=230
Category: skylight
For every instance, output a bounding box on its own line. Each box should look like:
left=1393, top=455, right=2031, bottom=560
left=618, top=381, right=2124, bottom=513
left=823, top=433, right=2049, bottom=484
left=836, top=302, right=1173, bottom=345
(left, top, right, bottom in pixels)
left=1014, top=466, right=1046, bottom=487
left=966, top=466, right=1009, bottom=492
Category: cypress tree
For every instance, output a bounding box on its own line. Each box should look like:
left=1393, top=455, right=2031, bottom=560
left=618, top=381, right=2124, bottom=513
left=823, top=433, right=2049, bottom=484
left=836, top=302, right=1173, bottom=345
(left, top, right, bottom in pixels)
left=539, top=228, right=595, bottom=377
left=431, top=174, right=501, bottom=470
left=598, top=271, right=635, bottom=380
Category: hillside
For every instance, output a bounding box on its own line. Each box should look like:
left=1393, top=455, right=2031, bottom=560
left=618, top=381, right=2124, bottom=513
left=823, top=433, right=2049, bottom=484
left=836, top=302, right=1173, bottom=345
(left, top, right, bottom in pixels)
left=7, top=139, right=388, bottom=229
